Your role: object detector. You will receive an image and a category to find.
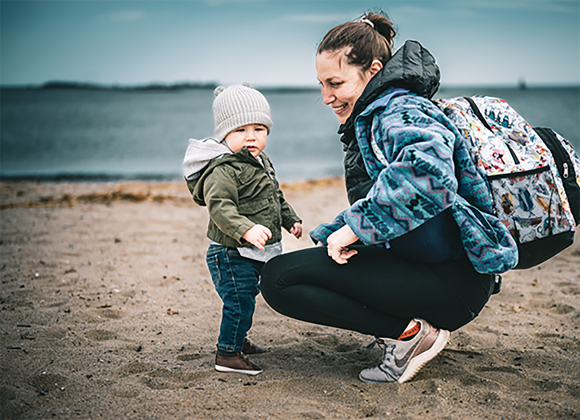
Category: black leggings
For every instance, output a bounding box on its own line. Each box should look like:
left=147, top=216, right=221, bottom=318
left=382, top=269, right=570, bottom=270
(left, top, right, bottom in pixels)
left=261, top=246, right=495, bottom=339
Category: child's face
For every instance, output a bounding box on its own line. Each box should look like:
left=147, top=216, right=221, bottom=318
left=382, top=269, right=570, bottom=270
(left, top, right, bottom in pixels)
left=224, top=124, right=268, bottom=157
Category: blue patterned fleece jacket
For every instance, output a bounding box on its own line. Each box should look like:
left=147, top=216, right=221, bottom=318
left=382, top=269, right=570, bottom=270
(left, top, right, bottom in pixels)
left=310, top=88, right=518, bottom=274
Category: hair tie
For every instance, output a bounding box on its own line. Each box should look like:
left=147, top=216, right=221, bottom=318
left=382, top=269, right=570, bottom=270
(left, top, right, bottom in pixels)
left=358, top=17, right=374, bottom=29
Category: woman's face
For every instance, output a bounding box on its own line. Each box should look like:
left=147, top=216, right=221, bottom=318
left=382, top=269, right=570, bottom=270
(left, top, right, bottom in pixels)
left=316, top=49, right=382, bottom=124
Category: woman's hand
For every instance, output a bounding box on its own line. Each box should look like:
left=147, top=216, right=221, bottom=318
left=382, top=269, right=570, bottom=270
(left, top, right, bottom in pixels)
left=290, top=222, right=302, bottom=239
left=326, top=225, right=359, bottom=264
left=242, top=224, right=272, bottom=250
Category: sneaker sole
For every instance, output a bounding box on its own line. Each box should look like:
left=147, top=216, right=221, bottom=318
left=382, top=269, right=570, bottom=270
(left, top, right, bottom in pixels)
left=397, top=329, right=450, bottom=383
left=215, top=365, right=263, bottom=375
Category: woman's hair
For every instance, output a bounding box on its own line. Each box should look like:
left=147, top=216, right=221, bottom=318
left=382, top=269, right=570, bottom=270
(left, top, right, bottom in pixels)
left=317, top=11, right=396, bottom=72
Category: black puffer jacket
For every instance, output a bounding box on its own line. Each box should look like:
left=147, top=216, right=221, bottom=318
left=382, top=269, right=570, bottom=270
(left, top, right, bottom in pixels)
left=339, top=40, right=441, bottom=204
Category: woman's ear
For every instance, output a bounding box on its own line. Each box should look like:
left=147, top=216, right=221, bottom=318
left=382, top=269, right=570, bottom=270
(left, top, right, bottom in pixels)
left=368, top=59, right=383, bottom=78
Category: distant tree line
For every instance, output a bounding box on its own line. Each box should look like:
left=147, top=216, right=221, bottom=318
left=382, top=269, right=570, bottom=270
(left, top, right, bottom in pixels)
left=1, top=81, right=320, bottom=92
left=39, top=81, right=220, bottom=91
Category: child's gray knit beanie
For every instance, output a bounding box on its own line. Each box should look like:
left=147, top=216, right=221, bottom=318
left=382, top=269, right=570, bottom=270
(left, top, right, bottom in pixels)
left=213, top=82, right=273, bottom=141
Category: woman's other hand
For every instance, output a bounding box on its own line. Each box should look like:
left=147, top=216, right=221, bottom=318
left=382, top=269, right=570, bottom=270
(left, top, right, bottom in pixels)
left=290, top=222, right=303, bottom=239
left=326, top=225, right=359, bottom=264
left=242, top=224, right=272, bottom=250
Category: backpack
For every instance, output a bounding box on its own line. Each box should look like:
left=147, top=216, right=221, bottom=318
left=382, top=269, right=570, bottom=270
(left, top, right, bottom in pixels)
left=436, top=95, right=580, bottom=269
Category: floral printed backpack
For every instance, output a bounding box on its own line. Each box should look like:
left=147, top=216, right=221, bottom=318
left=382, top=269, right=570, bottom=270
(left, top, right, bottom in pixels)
left=436, top=96, right=580, bottom=269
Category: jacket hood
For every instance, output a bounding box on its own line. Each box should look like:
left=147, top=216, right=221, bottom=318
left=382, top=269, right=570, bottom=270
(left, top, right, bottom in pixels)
left=340, top=40, right=440, bottom=137
left=182, top=137, right=231, bottom=180
left=187, top=146, right=267, bottom=207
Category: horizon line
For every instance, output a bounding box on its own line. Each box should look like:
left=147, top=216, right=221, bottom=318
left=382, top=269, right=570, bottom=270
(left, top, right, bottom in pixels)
left=1, top=80, right=579, bottom=91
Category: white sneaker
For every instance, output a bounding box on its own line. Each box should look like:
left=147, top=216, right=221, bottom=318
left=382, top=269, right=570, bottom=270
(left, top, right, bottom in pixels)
left=359, top=319, right=449, bottom=383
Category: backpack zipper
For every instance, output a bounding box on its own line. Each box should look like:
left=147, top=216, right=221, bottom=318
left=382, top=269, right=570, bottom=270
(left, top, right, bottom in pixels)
left=535, top=127, right=571, bottom=179
left=502, top=142, right=520, bottom=165
left=464, top=97, right=520, bottom=165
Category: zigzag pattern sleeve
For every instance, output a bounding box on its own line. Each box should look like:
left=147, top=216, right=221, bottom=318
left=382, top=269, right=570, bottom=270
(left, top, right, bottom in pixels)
left=343, top=104, right=459, bottom=245
left=309, top=209, right=347, bottom=245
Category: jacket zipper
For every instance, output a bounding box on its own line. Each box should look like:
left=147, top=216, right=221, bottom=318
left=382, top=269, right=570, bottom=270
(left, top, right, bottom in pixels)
left=264, top=164, right=282, bottom=229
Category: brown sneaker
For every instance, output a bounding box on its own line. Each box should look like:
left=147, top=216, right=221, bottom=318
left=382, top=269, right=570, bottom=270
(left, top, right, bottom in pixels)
left=215, top=352, right=263, bottom=375
left=243, top=338, right=267, bottom=355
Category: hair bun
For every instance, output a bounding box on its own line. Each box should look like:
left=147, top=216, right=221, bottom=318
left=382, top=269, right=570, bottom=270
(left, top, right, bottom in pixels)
left=214, top=86, right=226, bottom=97
left=241, top=82, right=254, bottom=89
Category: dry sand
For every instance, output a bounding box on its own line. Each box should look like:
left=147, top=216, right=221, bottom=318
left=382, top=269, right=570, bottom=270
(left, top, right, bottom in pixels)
left=1, top=179, right=579, bottom=420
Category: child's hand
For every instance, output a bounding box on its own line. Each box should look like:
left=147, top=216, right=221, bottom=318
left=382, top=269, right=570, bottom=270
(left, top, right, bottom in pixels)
left=290, top=222, right=302, bottom=239
left=242, top=224, right=272, bottom=250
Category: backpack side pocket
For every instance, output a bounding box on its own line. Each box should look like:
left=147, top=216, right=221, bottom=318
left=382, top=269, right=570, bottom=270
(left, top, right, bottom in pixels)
left=534, top=127, right=580, bottom=225
left=488, top=166, right=572, bottom=243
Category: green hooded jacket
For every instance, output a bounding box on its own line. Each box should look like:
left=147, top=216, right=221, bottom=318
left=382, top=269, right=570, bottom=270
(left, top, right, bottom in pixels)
left=187, top=147, right=301, bottom=248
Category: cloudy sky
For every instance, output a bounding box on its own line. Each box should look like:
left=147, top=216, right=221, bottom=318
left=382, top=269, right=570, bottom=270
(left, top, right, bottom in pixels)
left=1, top=0, right=579, bottom=88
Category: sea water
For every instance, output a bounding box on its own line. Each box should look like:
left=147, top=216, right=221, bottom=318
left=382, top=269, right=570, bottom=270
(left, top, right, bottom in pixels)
left=1, top=86, right=578, bottom=182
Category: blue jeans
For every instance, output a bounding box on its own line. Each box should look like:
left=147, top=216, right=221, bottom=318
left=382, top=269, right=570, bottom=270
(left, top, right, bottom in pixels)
left=206, top=244, right=264, bottom=355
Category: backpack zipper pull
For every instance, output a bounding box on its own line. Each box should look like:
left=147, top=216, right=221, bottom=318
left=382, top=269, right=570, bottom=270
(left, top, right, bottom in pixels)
left=563, top=162, right=569, bottom=178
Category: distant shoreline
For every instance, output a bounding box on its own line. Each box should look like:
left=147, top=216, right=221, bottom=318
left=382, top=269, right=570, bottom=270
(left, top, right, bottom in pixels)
left=0, top=172, right=185, bottom=184
left=0, top=81, right=321, bottom=93
left=1, top=81, right=578, bottom=92
left=0, top=172, right=339, bottom=185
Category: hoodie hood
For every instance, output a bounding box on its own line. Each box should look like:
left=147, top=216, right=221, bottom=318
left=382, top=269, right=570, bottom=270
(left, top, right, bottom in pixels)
left=182, top=137, right=232, bottom=180
left=340, top=40, right=441, bottom=138
left=337, top=40, right=441, bottom=205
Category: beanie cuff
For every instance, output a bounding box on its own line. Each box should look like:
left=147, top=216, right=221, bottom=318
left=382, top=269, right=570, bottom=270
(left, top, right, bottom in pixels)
left=215, top=113, right=273, bottom=141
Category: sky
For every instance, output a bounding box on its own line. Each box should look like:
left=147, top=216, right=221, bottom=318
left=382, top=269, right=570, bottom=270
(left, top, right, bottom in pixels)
left=1, top=0, right=579, bottom=88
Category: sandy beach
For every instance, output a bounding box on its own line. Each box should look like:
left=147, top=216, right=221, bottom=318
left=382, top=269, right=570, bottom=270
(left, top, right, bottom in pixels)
left=1, top=179, right=579, bottom=420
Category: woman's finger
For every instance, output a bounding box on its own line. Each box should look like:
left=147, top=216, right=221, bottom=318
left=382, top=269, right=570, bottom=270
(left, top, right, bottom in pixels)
left=341, top=248, right=358, bottom=260
left=332, top=252, right=348, bottom=264
left=328, top=246, right=358, bottom=264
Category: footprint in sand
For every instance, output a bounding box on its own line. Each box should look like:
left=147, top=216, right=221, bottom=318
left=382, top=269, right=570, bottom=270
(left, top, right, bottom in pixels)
left=300, top=332, right=360, bottom=353
left=548, top=303, right=576, bottom=314
left=28, top=373, right=67, bottom=396
left=176, top=353, right=205, bottom=361
left=85, top=329, right=117, bottom=341
left=556, top=281, right=580, bottom=296
left=142, top=369, right=212, bottom=390
left=118, top=361, right=157, bottom=377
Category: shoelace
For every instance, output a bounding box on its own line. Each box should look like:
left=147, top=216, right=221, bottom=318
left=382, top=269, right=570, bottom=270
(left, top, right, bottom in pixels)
left=366, top=338, right=396, bottom=364
left=367, top=337, right=393, bottom=351
left=365, top=337, right=384, bottom=350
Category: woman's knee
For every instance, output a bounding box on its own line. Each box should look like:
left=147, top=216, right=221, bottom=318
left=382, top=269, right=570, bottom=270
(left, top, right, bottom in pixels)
left=260, top=253, right=290, bottom=302
left=422, top=276, right=494, bottom=331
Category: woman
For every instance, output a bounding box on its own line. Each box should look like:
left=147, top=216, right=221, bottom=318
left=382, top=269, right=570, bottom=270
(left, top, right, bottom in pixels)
left=261, top=12, right=517, bottom=384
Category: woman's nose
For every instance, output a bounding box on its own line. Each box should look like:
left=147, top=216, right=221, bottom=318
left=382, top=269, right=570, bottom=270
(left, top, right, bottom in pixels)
left=321, top=86, right=334, bottom=105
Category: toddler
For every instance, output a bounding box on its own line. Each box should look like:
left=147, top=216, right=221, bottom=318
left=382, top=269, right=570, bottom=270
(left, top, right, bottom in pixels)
left=183, top=83, right=302, bottom=375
